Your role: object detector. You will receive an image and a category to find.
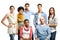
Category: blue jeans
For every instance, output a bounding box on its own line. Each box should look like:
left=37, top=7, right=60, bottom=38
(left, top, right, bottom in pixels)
left=18, top=30, right=20, bottom=40
left=38, top=36, right=48, bottom=40
left=39, top=37, right=46, bottom=40
left=9, top=34, right=15, bottom=40
left=50, top=31, right=56, bottom=40
left=18, top=22, right=24, bottom=40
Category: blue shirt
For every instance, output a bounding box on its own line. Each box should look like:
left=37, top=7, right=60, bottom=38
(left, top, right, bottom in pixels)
left=24, top=10, right=34, bottom=26
left=24, top=10, right=34, bottom=20
left=34, top=24, right=51, bottom=40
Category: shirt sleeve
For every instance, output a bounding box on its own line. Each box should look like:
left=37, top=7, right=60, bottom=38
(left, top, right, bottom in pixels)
left=31, top=11, right=34, bottom=15
left=20, top=27, right=23, bottom=37
left=34, top=27, right=38, bottom=38
left=33, top=14, right=37, bottom=27
left=46, top=26, right=51, bottom=39
left=30, top=28, right=33, bottom=38
left=54, top=17, right=58, bottom=24
left=44, top=13, right=48, bottom=24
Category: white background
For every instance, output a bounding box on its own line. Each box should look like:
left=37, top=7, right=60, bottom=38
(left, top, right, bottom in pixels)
left=0, top=0, right=60, bottom=40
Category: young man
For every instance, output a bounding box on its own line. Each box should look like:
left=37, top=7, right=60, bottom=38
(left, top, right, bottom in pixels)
left=24, top=3, right=34, bottom=26
left=20, top=19, right=33, bottom=40
left=35, top=16, right=51, bottom=40
left=34, top=4, right=47, bottom=27
left=17, top=6, right=24, bottom=40
left=1, top=6, right=17, bottom=40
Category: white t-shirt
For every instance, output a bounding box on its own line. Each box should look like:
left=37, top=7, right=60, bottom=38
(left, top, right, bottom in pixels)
left=22, top=27, right=30, bottom=38
left=7, top=13, right=17, bottom=34
left=38, top=13, right=41, bottom=24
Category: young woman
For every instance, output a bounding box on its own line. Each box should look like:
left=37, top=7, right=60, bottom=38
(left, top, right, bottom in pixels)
left=1, top=6, right=17, bottom=40
left=48, top=7, right=57, bottom=40
left=20, top=19, right=33, bottom=40
left=17, top=6, right=24, bottom=40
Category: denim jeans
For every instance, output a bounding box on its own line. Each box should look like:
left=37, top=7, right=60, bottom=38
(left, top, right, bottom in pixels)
left=9, top=34, right=15, bottom=40
left=18, top=22, right=24, bottom=40
left=39, top=37, right=46, bottom=40
left=50, top=31, right=56, bottom=40
left=18, top=30, right=20, bottom=40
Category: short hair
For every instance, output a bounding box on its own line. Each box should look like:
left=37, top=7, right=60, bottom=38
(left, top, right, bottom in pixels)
left=37, top=4, right=42, bottom=7
left=9, top=5, right=15, bottom=9
left=24, top=19, right=29, bottom=23
left=17, top=6, right=24, bottom=12
left=25, top=3, right=30, bottom=6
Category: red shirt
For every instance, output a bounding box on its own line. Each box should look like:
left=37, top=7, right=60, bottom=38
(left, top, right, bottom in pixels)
left=20, top=26, right=32, bottom=38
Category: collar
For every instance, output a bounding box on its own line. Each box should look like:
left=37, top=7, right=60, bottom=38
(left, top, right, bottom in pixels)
left=24, top=10, right=30, bottom=13
left=40, top=23, right=45, bottom=26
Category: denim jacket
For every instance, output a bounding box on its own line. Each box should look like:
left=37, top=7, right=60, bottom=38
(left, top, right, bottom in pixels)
left=33, top=12, right=47, bottom=27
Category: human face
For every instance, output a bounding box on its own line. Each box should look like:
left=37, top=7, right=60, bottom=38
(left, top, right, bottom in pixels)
left=37, top=5, right=42, bottom=11
left=50, top=8, right=54, bottom=15
left=40, top=17, right=44, bottom=24
left=10, top=7, right=15, bottom=13
left=24, top=21, right=29, bottom=27
left=19, top=9, right=24, bottom=14
left=25, top=5, right=29, bottom=10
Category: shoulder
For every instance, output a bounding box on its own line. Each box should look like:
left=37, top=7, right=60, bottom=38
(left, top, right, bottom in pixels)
left=5, top=13, right=9, bottom=17
left=42, top=12, right=46, bottom=15
left=36, top=24, right=40, bottom=28
left=14, top=13, right=17, bottom=17
left=28, top=10, right=33, bottom=12
left=29, top=10, right=34, bottom=15
left=17, top=13, right=20, bottom=17
left=30, top=27, right=32, bottom=30
left=17, top=13, right=19, bottom=15
left=54, top=16, right=57, bottom=19
left=42, top=11, right=45, bottom=13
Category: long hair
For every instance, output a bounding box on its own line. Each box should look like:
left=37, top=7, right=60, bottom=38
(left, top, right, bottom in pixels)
left=48, top=7, right=55, bottom=20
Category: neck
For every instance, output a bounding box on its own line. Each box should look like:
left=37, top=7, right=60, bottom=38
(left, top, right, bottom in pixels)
left=38, top=10, right=42, bottom=13
left=25, top=9, right=29, bottom=12
left=19, top=13, right=23, bottom=15
left=41, top=23, right=44, bottom=25
left=10, top=12, right=14, bottom=14
left=25, top=25, right=29, bottom=28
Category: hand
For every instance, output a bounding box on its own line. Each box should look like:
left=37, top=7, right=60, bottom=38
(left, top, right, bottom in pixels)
left=18, top=19, right=22, bottom=21
left=20, top=38, right=23, bottom=40
left=7, top=24, right=12, bottom=28
left=45, top=38, right=48, bottom=40
left=35, top=38, right=39, bottom=40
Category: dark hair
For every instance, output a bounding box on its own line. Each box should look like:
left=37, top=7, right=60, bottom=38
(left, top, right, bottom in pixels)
left=17, top=6, right=24, bottom=12
left=9, top=5, right=15, bottom=9
left=48, top=7, right=55, bottom=20
left=25, top=3, right=30, bottom=6
left=37, top=3, right=42, bottom=7
left=24, top=19, right=29, bottom=23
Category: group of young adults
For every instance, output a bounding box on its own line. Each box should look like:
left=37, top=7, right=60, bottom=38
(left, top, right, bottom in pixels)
left=1, top=3, right=57, bottom=40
